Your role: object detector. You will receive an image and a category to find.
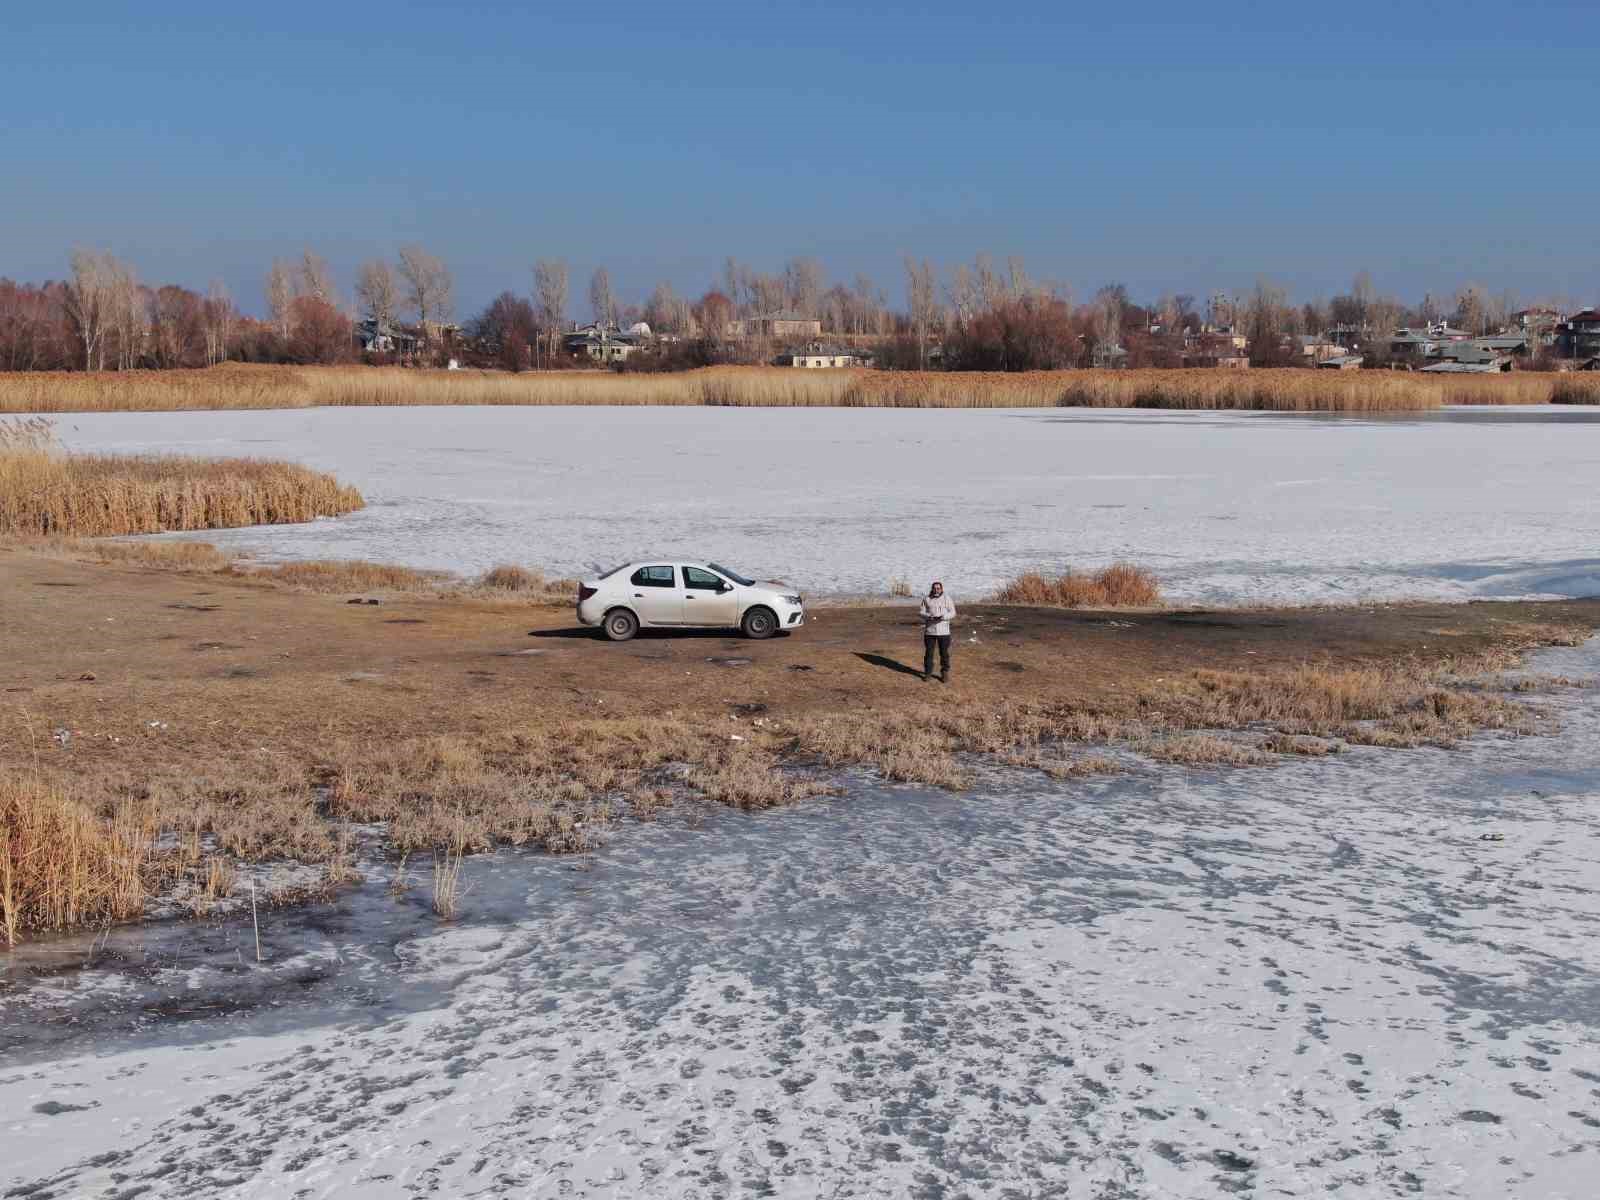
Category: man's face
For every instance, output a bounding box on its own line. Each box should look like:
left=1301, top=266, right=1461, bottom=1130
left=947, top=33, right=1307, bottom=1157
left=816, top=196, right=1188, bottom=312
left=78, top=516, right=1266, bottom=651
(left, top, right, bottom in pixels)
left=931, top=584, right=943, bottom=597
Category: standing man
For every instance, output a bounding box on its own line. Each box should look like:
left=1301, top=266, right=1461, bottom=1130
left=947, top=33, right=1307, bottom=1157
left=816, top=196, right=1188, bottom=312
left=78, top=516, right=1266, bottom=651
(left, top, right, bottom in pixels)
left=920, top=581, right=956, bottom=683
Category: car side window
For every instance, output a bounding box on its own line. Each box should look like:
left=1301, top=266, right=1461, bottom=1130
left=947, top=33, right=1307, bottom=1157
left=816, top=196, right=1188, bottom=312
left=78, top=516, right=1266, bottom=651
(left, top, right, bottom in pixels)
left=682, top=566, right=725, bottom=591
left=630, top=565, right=676, bottom=588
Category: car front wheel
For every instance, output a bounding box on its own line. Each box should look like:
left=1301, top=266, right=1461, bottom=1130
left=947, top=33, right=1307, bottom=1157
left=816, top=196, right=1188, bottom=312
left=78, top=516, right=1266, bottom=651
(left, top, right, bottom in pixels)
left=603, top=608, right=639, bottom=642
left=741, top=606, right=777, bottom=640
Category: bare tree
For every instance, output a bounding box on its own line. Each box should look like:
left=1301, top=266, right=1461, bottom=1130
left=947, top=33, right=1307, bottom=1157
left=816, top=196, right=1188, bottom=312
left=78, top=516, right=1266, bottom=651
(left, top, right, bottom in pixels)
left=588, top=266, right=615, bottom=327
left=396, top=245, right=454, bottom=328
left=1454, top=283, right=1489, bottom=335
left=300, top=249, right=337, bottom=306
left=783, top=258, right=824, bottom=317
left=354, top=260, right=399, bottom=327
left=533, top=259, right=570, bottom=365
left=904, top=257, right=939, bottom=369
left=107, top=258, right=142, bottom=370
left=61, top=248, right=115, bottom=370
left=265, top=260, right=295, bottom=340
left=202, top=280, right=233, bottom=366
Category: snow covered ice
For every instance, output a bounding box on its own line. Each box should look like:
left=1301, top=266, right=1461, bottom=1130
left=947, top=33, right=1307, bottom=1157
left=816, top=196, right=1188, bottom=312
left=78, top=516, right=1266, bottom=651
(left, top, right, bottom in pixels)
left=6, top=643, right=1600, bottom=1198
left=50, top=403, right=1600, bottom=605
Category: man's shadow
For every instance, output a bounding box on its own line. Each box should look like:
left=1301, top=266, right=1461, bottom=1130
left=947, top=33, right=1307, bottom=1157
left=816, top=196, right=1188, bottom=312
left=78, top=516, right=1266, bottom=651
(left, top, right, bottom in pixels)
left=855, top=651, right=924, bottom=678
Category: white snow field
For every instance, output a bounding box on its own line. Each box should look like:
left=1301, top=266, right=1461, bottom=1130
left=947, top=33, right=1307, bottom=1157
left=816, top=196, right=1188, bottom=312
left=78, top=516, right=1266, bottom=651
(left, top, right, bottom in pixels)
left=5, top=643, right=1600, bottom=1199
left=50, top=403, right=1600, bottom=605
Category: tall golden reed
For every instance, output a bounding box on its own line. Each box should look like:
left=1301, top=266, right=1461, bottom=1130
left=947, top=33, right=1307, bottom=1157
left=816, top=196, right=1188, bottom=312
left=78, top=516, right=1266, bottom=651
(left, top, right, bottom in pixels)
left=3, top=362, right=1595, bottom=414
left=1, top=773, right=150, bottom=945
left=0, top=418, right=363, bottom=537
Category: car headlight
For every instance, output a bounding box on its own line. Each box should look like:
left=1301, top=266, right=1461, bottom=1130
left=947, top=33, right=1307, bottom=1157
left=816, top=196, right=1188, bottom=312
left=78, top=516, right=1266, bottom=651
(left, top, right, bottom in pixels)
left=784, top=594, right=803, bottom=606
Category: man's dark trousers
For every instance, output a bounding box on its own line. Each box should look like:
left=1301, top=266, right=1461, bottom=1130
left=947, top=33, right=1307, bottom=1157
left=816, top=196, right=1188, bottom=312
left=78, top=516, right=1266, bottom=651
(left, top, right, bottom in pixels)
left=923, top=634, right=951, bottom=678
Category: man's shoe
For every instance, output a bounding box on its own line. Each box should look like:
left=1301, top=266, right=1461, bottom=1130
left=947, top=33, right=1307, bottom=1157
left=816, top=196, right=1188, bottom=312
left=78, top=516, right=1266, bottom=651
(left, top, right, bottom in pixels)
left=921, top=673, right=930, bottom=682
left=939, top=671, right=949, bottom=684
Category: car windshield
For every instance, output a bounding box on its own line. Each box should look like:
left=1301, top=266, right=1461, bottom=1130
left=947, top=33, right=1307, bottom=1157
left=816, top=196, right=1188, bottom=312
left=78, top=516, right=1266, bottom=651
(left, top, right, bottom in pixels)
left=707, top=562, right=754, bottom=586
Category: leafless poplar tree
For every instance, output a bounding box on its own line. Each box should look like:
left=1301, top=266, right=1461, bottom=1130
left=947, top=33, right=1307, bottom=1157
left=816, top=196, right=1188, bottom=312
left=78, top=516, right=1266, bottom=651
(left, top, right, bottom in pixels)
left=265, top=260, right=295, bottom=340
left=61, top=248, right=115, bottom=371
left=397, top=245, right=454, bottom=327
left=784, top=258, right=824, bottom=317
left=354, top=260, right=399, bottom=327
left=300, top=250, right=337, bottom=305
left=107, top=258, right=142, bottom=370
left=533, top=259, right=570, bottom=365
left=904, top=257, right=939, bottom=369
left=588, top=267, right=615, bottom=327
left=202, top=280, right=233, bottom=366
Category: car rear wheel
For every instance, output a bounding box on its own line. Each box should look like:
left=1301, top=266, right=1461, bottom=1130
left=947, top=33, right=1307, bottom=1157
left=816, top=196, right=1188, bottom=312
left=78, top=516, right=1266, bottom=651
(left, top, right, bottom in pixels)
left=741, top=606, right=777, bottom=640
left=603, top=608, right=639, bottom=642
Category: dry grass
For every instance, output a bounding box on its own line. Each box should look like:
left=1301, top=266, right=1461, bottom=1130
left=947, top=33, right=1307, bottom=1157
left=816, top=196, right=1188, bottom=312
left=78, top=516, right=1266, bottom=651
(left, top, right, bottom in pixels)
left=993, top=563, right=1162, bottom=608
left=1, top=772, right=151, bottom=945
left=432, top=843, right=464, bottom=920
left=2, top=599, right=1585, bottom=942
left=7, top=362, right=1597, bottom=414
left=0, top=417, right=363, bottom=537
left=251, top=559, right=446, bottom=594
left=1139, top=734, right=1276, bottom=767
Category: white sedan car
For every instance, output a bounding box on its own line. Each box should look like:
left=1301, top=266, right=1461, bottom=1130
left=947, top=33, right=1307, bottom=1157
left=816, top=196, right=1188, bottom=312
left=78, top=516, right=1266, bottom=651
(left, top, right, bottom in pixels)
left=576, top=560, right=805, bottom=641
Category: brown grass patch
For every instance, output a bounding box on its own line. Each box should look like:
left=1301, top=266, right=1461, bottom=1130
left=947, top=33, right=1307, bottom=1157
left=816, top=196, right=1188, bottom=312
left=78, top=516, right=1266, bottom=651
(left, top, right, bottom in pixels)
left=8, top=362, right=1596, bottom=414
left=1139, top=734, right=1276, bottom=767
left=251, top=559, right=446, bottom=594
left=1, top=418, right=363, bottom=537
left=993, top=563, right=1161, bottom=608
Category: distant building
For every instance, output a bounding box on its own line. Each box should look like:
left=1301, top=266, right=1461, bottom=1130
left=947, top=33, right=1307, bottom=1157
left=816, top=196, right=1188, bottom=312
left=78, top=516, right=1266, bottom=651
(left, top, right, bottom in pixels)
left=1420, top=354, right=1512, bottom=374
left=1315, top=354, right=1363, bottom=370
left=782, top=342, right=871, bottom=368
left=1294, top=335, right=1348, bottom=362
left=1184, top=332, right=1249, bottom=368
left=356, top=318, right=420, bottom=356
left=564, top=322, right=644, bottom=363
left=1558, top=309, right=1600, bottom=360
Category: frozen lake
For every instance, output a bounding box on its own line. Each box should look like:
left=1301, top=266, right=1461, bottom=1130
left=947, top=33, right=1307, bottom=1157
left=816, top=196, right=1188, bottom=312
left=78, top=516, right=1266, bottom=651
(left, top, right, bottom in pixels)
left=51, top=403, right=1600, bottom=605
left=5, top=641, right=1600, bottom=1197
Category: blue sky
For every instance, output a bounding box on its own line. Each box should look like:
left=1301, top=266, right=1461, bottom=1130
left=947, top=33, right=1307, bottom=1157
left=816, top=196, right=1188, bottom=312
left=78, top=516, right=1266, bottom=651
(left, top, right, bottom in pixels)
left=3, top=1, right=1596, bottom=316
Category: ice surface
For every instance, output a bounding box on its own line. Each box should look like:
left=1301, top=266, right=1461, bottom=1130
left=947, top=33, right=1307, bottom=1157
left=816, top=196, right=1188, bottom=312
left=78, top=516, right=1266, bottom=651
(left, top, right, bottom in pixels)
left=49, top=404, right=1600, bottom=604
left=5, top=643, right=1599, bottom=1198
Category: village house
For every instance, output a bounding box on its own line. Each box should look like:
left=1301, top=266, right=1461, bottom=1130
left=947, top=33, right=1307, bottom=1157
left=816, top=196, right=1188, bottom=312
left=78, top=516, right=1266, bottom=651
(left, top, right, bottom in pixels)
left=1183, top=331, right=1249, bottom=368
left=563, top=322, right=645, bottom=364
left=782, top=342, right=871, bottom=368
left=1315, top=354, right=1364, bottom=370
left=1294, top=334, right=1349, bottom=363
left=1558, top=309, right=1600, bottom=360
left=356, top=318, right=420, bottom=356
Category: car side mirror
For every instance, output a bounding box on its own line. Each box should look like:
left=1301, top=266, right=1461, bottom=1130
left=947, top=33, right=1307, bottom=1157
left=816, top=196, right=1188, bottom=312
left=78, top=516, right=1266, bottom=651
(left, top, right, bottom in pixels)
left=718, top=582, right=733, bottom=593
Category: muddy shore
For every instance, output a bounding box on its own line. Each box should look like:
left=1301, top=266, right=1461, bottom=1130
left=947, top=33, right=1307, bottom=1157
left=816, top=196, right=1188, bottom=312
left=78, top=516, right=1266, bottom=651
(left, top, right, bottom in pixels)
left=5, top=547, right=1597, bottom=777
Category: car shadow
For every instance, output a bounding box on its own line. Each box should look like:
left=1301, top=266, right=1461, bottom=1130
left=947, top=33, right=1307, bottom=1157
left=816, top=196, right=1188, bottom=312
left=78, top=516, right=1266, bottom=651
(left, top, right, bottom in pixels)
left=530, top=627, right=792, bottom=641
left=855, top=651, right=924, bottom=678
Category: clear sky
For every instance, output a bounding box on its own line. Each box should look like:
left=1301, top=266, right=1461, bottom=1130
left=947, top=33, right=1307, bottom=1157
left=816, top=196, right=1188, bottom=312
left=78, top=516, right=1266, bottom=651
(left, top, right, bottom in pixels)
left=4, top=0, right=1596, bottom=316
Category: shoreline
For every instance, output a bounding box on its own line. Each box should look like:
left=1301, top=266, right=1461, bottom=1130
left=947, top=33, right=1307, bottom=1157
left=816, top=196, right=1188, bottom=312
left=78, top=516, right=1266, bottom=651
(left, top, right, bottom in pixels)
left=3, top=542, right=1595, bottom=947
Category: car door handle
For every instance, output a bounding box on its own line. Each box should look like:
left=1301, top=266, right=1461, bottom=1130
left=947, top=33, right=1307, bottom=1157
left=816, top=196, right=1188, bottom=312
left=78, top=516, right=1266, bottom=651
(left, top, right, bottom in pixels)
left=633, top=592, right=644, bottom=598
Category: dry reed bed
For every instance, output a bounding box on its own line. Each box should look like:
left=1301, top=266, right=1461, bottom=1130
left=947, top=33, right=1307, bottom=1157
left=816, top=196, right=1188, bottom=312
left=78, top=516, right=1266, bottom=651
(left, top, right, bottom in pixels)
left=992, top=563, right=1161, bottom=608
left=0, top=418, right=363, bottom=537
left=5, top=362, right=1598, bottom=414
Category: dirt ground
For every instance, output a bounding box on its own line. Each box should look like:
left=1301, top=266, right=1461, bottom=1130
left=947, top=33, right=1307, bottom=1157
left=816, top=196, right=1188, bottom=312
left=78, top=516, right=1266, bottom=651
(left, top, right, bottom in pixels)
left=4, top=545, right=1598, bottom=777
